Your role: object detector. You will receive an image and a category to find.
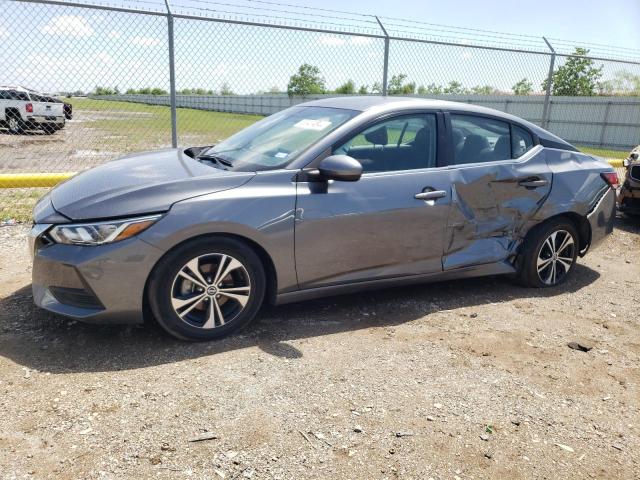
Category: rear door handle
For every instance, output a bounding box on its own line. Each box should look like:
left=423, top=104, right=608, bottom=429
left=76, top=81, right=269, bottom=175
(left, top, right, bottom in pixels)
left=518, top=179, right=548, bottom=188
left=415, top=190, right=447, bottom=201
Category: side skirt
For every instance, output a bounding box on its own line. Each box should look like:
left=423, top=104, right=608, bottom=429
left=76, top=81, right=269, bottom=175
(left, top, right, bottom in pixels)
left=274, top=261, right=516, bottom=306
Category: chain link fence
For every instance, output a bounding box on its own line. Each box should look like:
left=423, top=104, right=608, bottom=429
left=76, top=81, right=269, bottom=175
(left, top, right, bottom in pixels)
left=1, top=0, right=639, bottom=222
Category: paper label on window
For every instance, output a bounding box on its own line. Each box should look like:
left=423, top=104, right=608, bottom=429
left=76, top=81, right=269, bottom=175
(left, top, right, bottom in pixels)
left=274, top=152, right=288, bottom=158
left=294, top=119, right=332, bottom=131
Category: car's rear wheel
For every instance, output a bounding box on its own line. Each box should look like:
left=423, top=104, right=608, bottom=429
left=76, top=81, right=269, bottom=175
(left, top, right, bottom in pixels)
left=516, top=218, right=579, bottom=288
left=7, top=114, right=24, bottom=134
left=148, top=237, right=265, bottom=341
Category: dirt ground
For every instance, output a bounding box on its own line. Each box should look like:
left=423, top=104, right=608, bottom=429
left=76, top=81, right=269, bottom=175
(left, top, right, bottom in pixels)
left=0, top=215, right=638, bottom=480
left=0, top=111, right=166, bottom=174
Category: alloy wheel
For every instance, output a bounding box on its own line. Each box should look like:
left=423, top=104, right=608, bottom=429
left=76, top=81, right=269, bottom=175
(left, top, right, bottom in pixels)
left=536, top=229, right=575, bottom=286
left=8, top=117, right=19, bottom=132
left=170, top=253, right=251, bottom=329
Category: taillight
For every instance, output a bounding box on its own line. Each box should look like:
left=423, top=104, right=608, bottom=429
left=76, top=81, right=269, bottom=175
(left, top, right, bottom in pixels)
left=25, top=103, right=33, bottom=113
left=600, top=172, right=619, bottom=189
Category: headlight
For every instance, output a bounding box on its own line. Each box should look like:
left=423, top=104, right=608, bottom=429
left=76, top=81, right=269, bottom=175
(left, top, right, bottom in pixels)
left=48, top=214, right=162, bottom=246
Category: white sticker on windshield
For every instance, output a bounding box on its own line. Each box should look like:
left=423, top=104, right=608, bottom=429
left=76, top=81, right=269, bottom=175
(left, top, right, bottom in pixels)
left=274, top=152, right=288, bottom=158
left=294, top=119, right=332, bottom=131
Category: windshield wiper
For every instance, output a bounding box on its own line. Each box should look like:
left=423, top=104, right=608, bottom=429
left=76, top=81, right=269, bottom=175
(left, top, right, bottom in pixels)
left=196, top=154, right=230, bottom=170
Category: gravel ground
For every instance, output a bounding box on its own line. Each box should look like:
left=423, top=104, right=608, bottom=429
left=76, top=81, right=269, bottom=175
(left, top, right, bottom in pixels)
left=0, top=217, right=639, bottom=479
left=0, top=112, right=164, bottom=174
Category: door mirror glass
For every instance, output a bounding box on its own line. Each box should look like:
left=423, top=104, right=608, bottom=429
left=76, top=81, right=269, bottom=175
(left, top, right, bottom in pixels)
left=318, top=155, right=362, bottom=182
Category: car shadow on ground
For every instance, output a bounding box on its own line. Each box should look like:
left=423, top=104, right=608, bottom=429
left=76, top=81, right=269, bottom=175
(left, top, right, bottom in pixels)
left=0, top=128, right=47, bottom=136
left=614, top=213, right=640, bottom=234
left=0, top=263, right=600, bottom=374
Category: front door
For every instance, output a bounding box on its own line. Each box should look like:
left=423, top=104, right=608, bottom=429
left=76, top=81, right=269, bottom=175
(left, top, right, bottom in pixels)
left=294, top=113, right=451, bottom=289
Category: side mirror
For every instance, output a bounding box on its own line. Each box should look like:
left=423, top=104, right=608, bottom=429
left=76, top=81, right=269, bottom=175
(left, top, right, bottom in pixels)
left=317, top=155, right=362, bottom=182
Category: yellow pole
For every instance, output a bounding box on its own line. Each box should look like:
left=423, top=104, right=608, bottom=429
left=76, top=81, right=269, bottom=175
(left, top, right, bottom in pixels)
left=0, top=173, right=76, bottom=188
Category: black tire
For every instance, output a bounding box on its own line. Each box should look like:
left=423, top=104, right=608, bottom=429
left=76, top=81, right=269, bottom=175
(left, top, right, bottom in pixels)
left=6, top=113, right=24, bottom=134
left=516, top=217, right=579, bottom=288
left=148, top=237, right=266, bottom=341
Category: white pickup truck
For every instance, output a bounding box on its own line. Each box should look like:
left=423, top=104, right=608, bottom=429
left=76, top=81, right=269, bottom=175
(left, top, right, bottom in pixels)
left=0, top=86, right=65, bottom=134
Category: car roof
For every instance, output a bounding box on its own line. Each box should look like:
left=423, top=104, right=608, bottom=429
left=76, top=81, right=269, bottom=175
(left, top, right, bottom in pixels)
left=300, top=95, right=573, bottom=149
left=0, top=86, right=29, bottom=92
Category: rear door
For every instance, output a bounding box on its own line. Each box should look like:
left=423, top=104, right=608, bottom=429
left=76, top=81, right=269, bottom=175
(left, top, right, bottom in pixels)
left=295, top=112, right=451, bottom=288
left=442, top=113, right=552, bottom=270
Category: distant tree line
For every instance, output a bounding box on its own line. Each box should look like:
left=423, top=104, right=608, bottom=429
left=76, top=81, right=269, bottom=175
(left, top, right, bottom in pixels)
left=88, top=49, right=640, bottom=99
left=286, top=49, right=640, bottom=97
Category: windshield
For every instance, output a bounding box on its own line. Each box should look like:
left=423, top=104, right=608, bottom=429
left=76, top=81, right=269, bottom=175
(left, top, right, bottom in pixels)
left=199, top=106, right=357, bottom=171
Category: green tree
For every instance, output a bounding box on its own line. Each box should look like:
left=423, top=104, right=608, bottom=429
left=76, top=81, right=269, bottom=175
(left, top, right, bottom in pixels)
left=371, top=82, right=382, bottom=94
left=542, top=48, right=603, bottom=96
left=334, top=80, right=356, bottom=94
left=358, top=85, right=368, bottom=94
left=417, top=83, right=443, bottom=95
left=94, top=86, right=115, bottom=95
left=443, top=81, right=466, bottom=94
left=220, top=83, right=234, bottom=96
left=387, top=74, right=416, bottom=95
left=598, top=70, right=640, bottom=96
left=287, top=64, right=326, bottom=96
left=512, top=78, right=533, bottom=95
left=470, top=85, right=498, bottom=95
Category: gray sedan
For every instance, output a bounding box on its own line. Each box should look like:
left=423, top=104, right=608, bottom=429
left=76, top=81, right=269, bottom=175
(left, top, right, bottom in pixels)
left=30, top=97, right=617, bottom=340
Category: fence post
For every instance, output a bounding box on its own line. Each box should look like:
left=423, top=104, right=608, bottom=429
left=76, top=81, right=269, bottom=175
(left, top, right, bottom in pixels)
left=165, top=0, right=178, bottom=147
left=599, top=100, right=612, bottom=147
left=375, top=16, right=389, bottom=96
left=541, top=36, right=555, bottom=130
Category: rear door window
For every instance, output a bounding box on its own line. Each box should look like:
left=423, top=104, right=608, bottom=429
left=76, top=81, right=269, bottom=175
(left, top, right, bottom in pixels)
left=451, top=114, right=511, bottom=164
left=6, top=91, right=29, bottom=101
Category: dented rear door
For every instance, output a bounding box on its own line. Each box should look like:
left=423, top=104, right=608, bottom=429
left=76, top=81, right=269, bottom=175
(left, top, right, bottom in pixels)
left=442, top=146, right=552, bottom=270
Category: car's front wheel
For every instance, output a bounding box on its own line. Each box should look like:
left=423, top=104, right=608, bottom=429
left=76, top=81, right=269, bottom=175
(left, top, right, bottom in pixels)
left=517, top=218, right=579, bottom=288
left=148, top=237, right=266, bottom=341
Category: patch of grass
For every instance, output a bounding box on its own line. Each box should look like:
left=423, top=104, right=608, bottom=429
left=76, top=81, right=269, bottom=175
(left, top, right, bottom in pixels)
left=68, top=98, right=263, bottom=150
left=577, top=145, right=629, bottom=160
left=0, top=188, right=48, bottom=223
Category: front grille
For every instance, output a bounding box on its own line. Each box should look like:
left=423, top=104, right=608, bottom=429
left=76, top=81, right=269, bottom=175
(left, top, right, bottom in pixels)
left=630, top=165, right=640, bottom=182
left=49, top=287, right=103, bottom=309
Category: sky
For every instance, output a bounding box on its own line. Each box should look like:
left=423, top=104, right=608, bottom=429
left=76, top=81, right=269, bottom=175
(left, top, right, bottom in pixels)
left=326, top=0, right=640, bottom=51
left=1, top=0, right=639, bottom=94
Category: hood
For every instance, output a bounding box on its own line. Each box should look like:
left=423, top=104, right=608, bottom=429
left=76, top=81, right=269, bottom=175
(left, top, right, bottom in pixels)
left=49, top=148, right=255, bottom=220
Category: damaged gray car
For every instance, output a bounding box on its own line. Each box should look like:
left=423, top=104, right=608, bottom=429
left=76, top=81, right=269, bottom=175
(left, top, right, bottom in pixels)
left=30, top=97, right=617, bottom=340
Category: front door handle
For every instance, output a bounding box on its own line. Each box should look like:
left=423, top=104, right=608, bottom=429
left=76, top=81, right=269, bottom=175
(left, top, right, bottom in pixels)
left=415, top=190, right=447, bottom=201
left=518, top=178, right=549, bottom=188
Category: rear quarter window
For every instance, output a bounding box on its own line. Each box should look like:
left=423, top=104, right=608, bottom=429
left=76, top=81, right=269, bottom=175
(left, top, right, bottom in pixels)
left=512, top=124, right=535, bottom=158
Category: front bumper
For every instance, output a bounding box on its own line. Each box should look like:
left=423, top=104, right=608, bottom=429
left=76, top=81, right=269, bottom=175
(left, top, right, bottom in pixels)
left=30, top=225, right=165, bottom=324
left=618, top=182, right=640, bottom=215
